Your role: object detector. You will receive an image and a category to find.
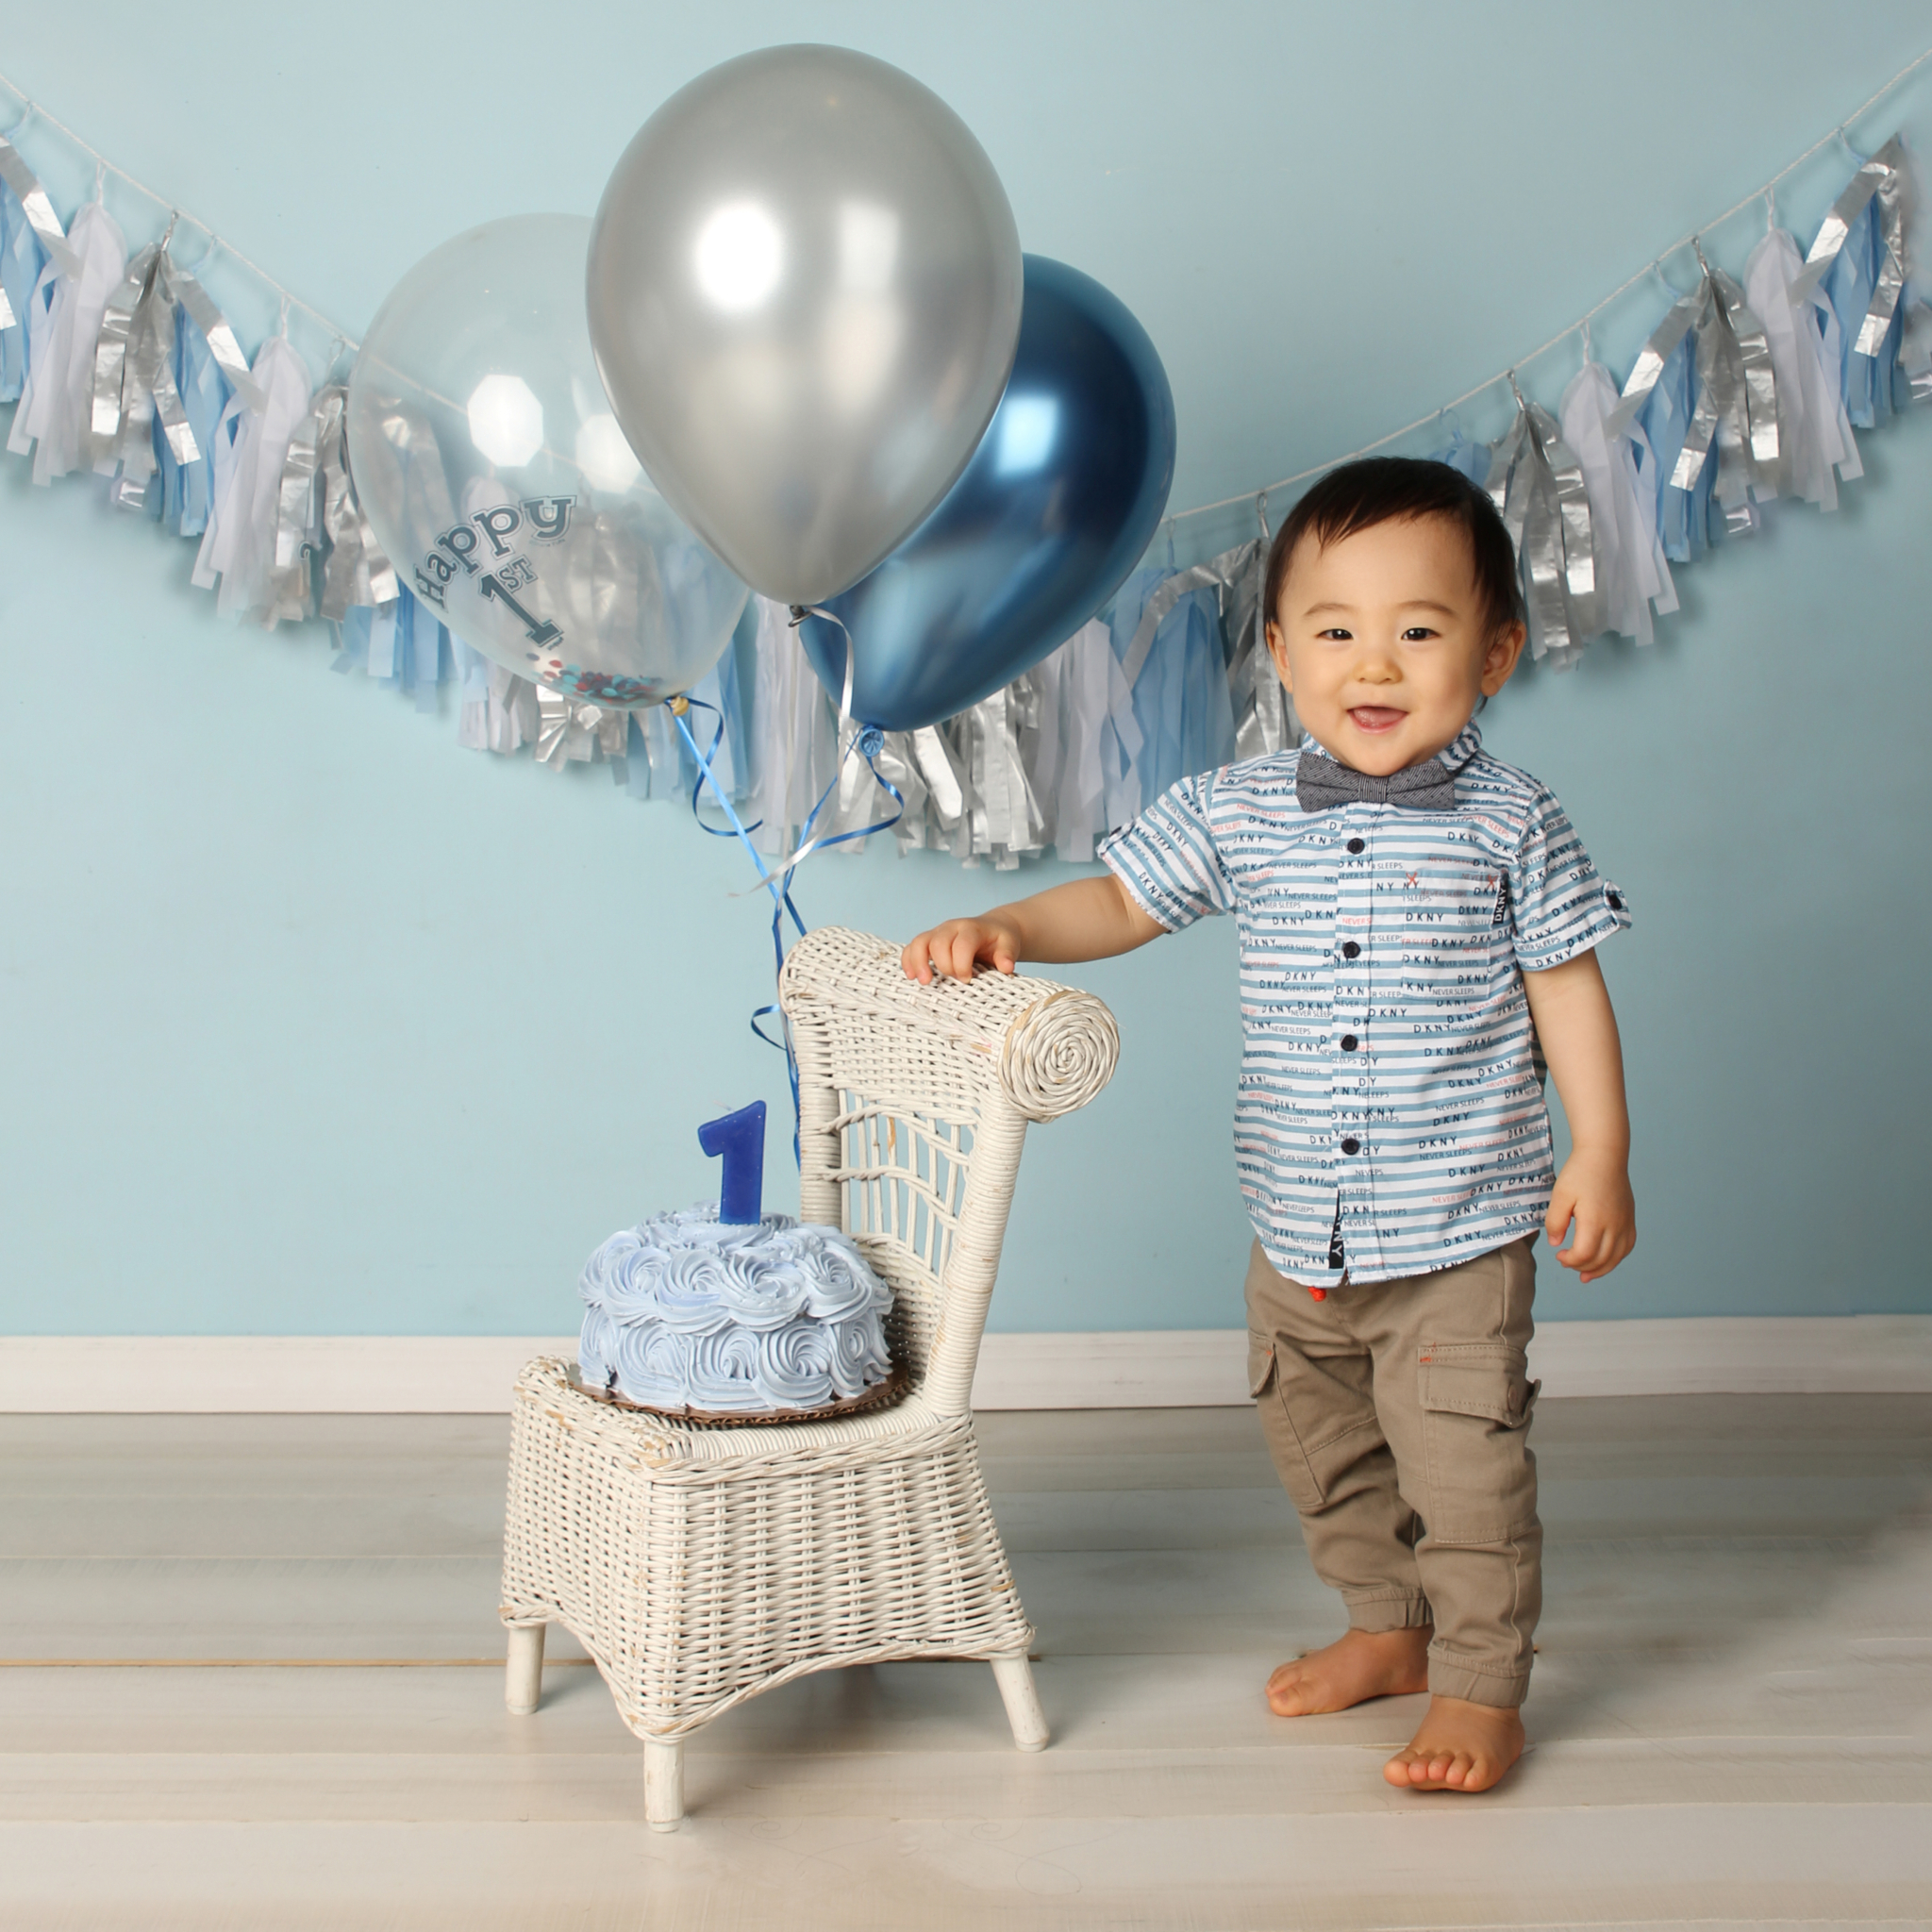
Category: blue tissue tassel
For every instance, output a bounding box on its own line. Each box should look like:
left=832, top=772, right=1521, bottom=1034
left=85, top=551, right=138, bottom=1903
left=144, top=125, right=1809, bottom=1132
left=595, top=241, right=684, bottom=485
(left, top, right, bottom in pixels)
left=153, top=294, right=230, bottom=536
left=0, top=135, right=63, bottom=404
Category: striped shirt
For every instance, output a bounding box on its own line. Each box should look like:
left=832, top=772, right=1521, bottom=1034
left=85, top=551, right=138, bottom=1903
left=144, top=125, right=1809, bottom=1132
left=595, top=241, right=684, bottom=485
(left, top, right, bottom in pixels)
left=1098, top=723, right=1630, bottom=1284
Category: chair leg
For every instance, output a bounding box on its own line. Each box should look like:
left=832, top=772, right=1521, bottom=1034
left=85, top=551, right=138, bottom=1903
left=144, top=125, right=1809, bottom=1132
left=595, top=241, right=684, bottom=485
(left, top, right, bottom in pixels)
left=505, top=1624, right=545, bottom=1715
left=644, top=1735, right=685, bottom=1830
left=991, top=1652, right=1049, bottom=1752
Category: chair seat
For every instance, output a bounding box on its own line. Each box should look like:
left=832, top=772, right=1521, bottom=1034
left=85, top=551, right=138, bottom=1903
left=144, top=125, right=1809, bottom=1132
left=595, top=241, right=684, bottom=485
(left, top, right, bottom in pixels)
left=509, top=1354, right=965, bottom=1469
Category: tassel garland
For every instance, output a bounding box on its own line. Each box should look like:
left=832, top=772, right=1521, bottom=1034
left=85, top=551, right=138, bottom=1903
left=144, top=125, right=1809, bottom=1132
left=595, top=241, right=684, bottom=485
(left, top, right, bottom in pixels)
left=0, top=113, right=1928, bottom=867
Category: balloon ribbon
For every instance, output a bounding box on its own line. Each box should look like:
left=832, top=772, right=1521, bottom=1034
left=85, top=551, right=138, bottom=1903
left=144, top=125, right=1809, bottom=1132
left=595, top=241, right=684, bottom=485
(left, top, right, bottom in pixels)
left=669, top=688, right=904, bottom=1165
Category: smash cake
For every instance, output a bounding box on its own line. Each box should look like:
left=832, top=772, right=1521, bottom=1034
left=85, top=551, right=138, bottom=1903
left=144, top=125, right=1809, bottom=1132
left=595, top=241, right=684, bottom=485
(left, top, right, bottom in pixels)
left=575, top=1102, right=899, bottom=1420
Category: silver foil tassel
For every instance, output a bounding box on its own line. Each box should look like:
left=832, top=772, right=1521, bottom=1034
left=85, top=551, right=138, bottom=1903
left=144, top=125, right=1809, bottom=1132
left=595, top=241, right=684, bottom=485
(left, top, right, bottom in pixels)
left=91, top=241, right=158, bottom=464
left=142, top=254, right=197, bottom=469
left=1670, top=244, right=1781, bottom=510
left=911, top=724, right=964, bottom=824
left=863, top=731, right=939, bottom=855
left=0, top=136, right=79, bottom=281
left=268, top=387, right=327, bottom=622
left=1790, top=135, right=1907, bottom=315
left=1856, top=142, right=1908, bottom=359
left=1488, top=375, right=1597, bottom=665
left=168, top=260, right=265, bottom=413
left=104, top=233, right=192, bottom=508
left=536, top=690, right=627, bottom=767
left=1605, top=291, right=1703, bottom=443
left=1900, top=301, right=1932, bottom=407
left=956, top=674, right=1050, bottom=868
left=328, top=385, right=397, bottom=611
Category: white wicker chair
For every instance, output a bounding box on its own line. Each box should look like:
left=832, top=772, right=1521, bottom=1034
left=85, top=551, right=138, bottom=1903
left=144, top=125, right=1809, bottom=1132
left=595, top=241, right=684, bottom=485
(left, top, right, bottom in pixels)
left=498, top=925, right=1120, bottom=1828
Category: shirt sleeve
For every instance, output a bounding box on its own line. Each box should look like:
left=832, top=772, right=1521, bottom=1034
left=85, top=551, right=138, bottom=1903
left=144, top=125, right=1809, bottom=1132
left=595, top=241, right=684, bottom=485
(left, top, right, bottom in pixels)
left=1507, top=781, right=1631, bottom=970
left=1097, top=773, right=1234, bottom=932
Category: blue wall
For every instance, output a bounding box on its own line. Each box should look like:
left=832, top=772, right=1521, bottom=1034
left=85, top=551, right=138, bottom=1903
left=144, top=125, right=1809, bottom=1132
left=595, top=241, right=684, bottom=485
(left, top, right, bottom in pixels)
left=2, top=4, right=1930, bottom=1335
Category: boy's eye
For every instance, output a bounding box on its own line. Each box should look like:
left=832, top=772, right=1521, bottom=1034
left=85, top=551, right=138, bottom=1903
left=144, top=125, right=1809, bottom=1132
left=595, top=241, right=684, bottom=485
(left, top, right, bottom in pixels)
left=1316, top=627, right=1352, bottom=641
left=1400, top=626, right=1440, bottom=641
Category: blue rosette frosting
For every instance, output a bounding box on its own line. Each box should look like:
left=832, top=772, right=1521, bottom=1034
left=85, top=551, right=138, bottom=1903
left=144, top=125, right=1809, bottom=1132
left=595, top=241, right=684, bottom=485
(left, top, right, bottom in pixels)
left=576, top=1206, right=895, bottom=1414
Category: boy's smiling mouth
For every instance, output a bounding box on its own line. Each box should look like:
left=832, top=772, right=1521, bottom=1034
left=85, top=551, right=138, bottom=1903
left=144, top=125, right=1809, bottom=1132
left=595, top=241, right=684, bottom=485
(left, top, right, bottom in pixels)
left=1348, top=707, right=1408, bottom=733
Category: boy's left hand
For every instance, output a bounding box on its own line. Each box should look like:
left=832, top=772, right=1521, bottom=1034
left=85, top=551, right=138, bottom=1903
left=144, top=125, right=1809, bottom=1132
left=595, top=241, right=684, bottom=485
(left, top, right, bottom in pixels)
left=1544, top=1148, right=1636, bottom=1283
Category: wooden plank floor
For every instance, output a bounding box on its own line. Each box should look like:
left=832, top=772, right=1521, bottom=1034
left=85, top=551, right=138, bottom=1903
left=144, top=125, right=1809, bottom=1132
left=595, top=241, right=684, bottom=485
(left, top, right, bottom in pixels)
left=1, top=1396, right=1928, bottom=1931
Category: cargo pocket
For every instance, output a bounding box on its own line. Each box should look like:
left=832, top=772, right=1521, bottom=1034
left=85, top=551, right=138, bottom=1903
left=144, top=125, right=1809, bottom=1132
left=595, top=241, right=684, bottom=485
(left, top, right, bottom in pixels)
left=1249, top=1330, right=1384, bottom=1515
left=1247, top=1330, right=1276, bottom=1399
left=1416, top=1341, right=1540, bottom=1545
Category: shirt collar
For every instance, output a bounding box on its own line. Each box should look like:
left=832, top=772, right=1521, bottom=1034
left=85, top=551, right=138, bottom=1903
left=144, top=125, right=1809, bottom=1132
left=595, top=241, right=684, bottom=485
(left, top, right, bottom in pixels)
left=1295, top=720, right=1484, bottom=774
left=1438, top=721, right=1484, bottom=773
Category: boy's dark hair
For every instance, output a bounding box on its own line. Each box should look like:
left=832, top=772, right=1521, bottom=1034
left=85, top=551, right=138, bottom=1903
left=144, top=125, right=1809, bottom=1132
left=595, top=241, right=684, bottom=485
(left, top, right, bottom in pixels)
left=1262, top=456, right=1524, bottom=642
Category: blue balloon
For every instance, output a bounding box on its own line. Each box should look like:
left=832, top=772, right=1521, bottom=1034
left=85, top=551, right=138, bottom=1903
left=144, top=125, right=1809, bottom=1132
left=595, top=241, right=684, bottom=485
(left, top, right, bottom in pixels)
left=798, top=255, right=1175, bottom=731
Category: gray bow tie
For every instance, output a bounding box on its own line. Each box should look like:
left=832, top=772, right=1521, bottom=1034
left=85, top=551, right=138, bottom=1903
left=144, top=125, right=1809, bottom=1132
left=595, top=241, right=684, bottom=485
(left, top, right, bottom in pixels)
left=1295, top=749, right=1459, bottom=815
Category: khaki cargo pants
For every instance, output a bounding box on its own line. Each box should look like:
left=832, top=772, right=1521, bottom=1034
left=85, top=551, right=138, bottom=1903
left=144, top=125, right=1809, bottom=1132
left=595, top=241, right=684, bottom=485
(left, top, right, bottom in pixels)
left=1245, top=1234, right=1541, bottom=1707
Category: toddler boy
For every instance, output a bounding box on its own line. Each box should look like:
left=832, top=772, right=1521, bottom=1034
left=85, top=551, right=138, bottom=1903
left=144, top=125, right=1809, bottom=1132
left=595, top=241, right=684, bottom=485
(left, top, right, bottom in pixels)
left=902, top=457, right=1636, bottom=1793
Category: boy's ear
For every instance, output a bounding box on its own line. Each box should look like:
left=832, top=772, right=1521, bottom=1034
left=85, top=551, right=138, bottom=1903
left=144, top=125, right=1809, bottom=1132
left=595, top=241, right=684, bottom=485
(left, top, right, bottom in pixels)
left=1265, top=619, right=1294, bottom=692
left=1480, top=620, right=1527, bottom=696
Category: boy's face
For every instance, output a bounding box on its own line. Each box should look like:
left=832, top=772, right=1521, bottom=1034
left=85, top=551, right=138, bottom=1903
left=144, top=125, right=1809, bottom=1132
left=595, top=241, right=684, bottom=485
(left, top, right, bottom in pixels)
left=1265, top=514, right=1526, bottom=775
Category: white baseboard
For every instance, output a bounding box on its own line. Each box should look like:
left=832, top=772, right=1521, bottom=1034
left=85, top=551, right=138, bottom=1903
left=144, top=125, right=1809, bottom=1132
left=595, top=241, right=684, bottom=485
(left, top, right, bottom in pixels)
left=978, top=1315, right=1932, bottom=1406
left=1, top=1316, right=1927, bottom=1412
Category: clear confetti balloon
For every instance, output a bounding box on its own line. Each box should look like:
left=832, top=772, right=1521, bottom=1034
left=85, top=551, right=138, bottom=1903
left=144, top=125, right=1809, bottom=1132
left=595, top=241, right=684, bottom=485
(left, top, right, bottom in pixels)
left=348, top=214, right=747, bottom=707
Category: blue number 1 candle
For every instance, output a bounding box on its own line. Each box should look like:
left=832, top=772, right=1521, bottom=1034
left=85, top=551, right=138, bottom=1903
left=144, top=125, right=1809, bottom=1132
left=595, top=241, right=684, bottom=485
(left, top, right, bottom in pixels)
left=698, top=1102, right=766, bottom=1224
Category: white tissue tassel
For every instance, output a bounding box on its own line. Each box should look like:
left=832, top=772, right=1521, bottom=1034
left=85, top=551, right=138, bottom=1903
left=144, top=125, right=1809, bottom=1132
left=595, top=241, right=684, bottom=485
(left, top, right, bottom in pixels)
left=6, top=200, right=126, bottom=485
left=192, top=336, right=313, bottom=625
left=1745, top=227, right=1863, bottom=511
left=1035, top=619, right=1142, bottom=860
left=1560, top=362, right=1678, bottom=645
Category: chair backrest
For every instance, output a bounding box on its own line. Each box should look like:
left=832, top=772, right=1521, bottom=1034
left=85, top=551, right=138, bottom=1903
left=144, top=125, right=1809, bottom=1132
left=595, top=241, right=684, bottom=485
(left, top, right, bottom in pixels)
left=778, top=928, right=1119, bottom=1416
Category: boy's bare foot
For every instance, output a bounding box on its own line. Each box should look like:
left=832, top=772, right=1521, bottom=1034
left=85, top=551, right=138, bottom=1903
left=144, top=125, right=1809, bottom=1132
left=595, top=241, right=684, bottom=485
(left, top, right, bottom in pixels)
left=1266, top=1625, right=1430, bottom=1716
left=1383, top=1694, right=1524, bottom=1792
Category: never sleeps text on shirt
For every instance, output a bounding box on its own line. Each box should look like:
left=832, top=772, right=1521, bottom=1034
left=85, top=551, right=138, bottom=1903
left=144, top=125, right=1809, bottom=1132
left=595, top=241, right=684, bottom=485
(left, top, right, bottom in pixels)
left=1098, top=724, right=1630, bottom=1286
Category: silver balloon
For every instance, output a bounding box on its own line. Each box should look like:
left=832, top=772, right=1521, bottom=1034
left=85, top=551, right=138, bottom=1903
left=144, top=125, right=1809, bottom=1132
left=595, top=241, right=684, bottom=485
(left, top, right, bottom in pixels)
left=347, top=214, right=748, bottom=708
left=587, top=44, right=1023, bottom=606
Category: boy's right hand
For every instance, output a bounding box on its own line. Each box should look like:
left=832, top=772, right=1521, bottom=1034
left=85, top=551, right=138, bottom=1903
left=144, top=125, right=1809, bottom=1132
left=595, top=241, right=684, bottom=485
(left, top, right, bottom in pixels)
left=902, top=918, right=1023, bottom=984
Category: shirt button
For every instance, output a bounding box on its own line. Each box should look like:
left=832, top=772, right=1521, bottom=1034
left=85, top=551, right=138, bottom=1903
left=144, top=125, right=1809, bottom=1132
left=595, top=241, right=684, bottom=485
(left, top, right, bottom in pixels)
left=1346, top=837, right=1365, bottom=854
left=1341, top=1034, right=1357, bottom=1051
left=1607, top=891, right=1624, bottom=910
left=1341, top=1137, right=1360, bottom=1155
left=1341, top=941, right=1360, bottom=958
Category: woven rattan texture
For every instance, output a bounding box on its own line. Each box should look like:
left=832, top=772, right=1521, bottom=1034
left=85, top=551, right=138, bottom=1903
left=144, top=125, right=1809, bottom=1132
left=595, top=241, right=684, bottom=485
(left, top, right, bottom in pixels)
left=500, top=927, right=1119, bottom=1742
